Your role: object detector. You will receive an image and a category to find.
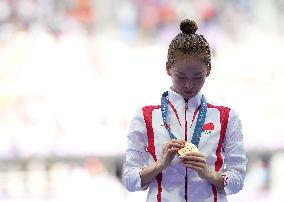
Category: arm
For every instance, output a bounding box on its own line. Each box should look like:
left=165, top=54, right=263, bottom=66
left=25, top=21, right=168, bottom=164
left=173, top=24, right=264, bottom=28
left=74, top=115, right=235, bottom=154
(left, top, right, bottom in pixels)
left=123, top=109, right=184, bottom=191
left=221, top=109, right=248, bottom=195
left=140, top=160, right=164, bottom=187
left=140, top=139, right=185, bottom=187
left=123, top=109, right=149, bottom=192
left=181, top=109, right=247, bottom=194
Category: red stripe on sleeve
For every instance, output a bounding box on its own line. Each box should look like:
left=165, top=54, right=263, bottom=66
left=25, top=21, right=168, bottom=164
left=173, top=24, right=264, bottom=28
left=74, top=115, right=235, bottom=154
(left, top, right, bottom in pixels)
left=208, top=103, right=230, bottom=202
left=142, top=105, right=162, bottom=202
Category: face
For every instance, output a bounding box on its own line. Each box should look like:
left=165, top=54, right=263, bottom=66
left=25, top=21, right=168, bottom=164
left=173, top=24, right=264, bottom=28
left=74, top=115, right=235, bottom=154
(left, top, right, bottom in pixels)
left=166, top=57, right=210, bottom=99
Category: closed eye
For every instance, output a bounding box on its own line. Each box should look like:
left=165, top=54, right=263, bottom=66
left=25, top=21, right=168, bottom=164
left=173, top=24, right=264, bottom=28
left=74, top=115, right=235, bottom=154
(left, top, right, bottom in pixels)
left=176, top=76, right=185, bottom=80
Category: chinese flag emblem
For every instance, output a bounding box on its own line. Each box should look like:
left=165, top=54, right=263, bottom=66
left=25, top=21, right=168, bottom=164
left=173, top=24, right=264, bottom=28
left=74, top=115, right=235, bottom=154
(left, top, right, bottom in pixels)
left=202, top=122, right=214, bottom=135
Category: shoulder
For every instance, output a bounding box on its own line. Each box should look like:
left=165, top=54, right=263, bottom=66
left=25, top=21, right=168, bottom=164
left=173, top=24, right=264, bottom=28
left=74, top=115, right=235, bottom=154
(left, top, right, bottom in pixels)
left=141, top=104, right=161, bottom=113
left=206, top=99, right=241, bottom=121
left=207, top=99, right=231, bottom=110
left=135, top=105, right=161, bottom=125
left=136, top=98, right=161, bottom=115
left=130, top=103, right=161, bottom=121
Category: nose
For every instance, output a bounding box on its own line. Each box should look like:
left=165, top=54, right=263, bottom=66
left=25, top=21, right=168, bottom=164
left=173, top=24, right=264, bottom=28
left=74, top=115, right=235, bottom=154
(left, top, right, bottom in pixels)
left=185, top=80, right=193, bottom=89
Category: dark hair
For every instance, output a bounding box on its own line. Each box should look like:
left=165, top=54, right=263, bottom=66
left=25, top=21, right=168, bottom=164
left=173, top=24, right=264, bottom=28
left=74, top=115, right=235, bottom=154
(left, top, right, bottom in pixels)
left=167, top=19, right=211, bottom=67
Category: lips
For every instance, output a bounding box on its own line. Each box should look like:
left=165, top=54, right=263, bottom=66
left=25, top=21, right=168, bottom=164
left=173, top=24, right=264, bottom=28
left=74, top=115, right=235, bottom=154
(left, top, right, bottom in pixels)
left=184, top=91, right=194, bottom=95
left=183, top=90, right=196, bottom=98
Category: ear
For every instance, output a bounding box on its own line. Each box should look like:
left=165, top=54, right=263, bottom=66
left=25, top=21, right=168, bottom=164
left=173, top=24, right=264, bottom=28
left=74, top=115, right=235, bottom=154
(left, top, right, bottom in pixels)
left=206, top=65, right=211, bottom=77
left=166, top=62, right=172, bottom=76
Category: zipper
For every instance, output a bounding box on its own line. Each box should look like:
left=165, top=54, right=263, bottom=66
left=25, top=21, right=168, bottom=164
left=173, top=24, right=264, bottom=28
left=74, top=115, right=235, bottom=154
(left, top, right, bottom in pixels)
left=185, top=99, right=188, bottom=111
left=184, top=99, right=188, bottom=202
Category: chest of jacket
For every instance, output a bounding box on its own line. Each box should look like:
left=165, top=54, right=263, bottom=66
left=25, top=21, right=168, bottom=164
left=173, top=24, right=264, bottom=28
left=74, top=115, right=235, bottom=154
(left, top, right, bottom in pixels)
left=142, top=104, right=230, bottom=169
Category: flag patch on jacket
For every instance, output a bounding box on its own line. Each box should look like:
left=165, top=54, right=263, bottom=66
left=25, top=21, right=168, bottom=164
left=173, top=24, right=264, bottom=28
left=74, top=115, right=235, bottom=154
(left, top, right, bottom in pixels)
left=202, top=122, right=214, bottom=135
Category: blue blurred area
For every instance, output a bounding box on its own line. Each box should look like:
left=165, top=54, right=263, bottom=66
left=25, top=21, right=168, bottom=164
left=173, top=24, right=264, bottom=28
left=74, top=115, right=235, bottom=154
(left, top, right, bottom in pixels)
left=0, top=0, right=283, bottom=201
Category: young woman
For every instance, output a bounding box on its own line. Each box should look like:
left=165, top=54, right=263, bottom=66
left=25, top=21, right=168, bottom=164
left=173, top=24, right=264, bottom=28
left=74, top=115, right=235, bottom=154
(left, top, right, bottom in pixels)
left=123, top=19, right=247, bottom=202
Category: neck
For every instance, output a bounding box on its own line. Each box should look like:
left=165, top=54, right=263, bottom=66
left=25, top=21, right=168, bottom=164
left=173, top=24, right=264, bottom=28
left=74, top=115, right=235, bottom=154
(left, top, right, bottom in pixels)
left=170, top=86, right=191, bottom=101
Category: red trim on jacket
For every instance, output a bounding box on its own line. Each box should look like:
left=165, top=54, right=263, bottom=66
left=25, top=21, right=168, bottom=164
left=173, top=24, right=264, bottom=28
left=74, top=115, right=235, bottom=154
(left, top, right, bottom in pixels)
left=208, top=103, right=230, bottom=202
left=142, top=105, right=162, bottom=202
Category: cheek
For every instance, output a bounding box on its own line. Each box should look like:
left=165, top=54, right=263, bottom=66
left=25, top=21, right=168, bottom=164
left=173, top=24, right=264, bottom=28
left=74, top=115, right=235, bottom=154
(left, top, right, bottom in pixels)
left=172, top=79, right=183, bottom=91
left=197, top=79, right=206, bottom=86
left=172, top=78, right=184, bottom=86
left=193, top=79, right=206, bottom=89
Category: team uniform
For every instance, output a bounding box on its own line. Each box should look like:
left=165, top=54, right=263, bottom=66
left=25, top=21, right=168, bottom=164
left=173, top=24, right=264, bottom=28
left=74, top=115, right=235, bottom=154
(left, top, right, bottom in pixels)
left=123, top=88, right=247, bottom=202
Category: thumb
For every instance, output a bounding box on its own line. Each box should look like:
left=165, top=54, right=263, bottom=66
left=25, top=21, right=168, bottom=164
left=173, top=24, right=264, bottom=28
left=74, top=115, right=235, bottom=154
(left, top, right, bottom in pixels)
left=168, top=148, right=179, bottom=154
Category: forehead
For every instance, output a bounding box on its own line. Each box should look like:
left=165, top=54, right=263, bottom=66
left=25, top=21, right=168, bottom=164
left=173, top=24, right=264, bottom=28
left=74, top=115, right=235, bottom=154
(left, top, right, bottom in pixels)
left=173, top=56, right=207, bottom=74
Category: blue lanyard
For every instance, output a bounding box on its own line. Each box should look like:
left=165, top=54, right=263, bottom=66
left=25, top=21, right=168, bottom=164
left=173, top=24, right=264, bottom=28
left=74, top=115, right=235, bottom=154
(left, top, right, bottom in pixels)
left=161, top=91, right=207, bottom=147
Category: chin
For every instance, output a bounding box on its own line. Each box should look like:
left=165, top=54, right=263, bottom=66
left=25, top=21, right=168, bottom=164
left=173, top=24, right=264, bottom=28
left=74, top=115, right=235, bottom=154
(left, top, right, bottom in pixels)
left=182, top=92, right=196, bottom=99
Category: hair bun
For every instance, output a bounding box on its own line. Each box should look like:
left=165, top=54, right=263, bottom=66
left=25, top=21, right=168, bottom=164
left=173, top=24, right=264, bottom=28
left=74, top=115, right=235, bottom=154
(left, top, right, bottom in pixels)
left=180, top=19, right=198, bottom=34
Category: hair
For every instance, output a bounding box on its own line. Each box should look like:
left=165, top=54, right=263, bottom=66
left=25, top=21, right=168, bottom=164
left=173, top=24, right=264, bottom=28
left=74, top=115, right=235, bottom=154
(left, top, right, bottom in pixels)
left=167, top=19, right=211, bottom=67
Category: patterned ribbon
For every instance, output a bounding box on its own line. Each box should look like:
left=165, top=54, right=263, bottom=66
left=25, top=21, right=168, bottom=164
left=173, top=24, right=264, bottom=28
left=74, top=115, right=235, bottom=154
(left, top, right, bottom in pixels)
left=161, top=91, right=207, bottom=147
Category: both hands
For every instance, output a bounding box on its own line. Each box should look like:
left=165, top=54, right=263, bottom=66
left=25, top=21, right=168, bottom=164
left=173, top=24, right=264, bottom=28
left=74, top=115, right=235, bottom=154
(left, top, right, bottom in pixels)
left=140, top=140, right=221, bottom=189
left=160, top=140, right=211, bottom=180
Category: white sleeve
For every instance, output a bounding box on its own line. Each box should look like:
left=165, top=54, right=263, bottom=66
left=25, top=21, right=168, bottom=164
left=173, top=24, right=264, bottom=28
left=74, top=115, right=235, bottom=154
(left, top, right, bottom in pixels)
left=123, top=109, right=149, bottom=192
left=221, top=109, right=248, bottom=195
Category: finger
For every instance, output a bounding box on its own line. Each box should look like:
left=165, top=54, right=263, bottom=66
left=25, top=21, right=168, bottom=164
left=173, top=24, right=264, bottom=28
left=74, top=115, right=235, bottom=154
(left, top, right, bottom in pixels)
left=183, top=163, right=203, bottom=172
left=170, top=140, right=184, bottom=147
left=179, top=152, right=194, bottom=157
left=168, top=148, right=179, bottom=153
left=182, top=161, right=204, bottom=168
left=183, top=160, right=205, bottom=168
left=169, top=143, right=184, bottom=149
left=171, top=139, right=186, bottom=145
left=179, top=155, right=193, bottom=160
left=182, top=159, right=206, bottom=166
left=186, top=152, right=204, bottom=157
left=180, top=155, right=200, bottom=161
left=168, top=147, right=179, bottom=151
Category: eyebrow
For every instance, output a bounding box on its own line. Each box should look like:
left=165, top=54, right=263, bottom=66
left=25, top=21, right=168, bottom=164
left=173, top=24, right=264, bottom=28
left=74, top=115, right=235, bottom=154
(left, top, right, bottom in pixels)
left=194, top=72, right=203, bottom=76
left=175, top=70, right=204, bottom=76
left=174, top=70, right=185, bottom=75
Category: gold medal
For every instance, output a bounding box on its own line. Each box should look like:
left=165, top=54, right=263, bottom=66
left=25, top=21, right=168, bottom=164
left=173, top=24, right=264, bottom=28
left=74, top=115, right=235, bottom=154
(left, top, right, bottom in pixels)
left=178, top=142, right=198, bottom=156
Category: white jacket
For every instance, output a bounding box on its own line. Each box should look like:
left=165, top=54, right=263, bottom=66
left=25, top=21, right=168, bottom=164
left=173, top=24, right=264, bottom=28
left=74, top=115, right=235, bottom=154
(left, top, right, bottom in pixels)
left=123, top=89, right=247, bottom=202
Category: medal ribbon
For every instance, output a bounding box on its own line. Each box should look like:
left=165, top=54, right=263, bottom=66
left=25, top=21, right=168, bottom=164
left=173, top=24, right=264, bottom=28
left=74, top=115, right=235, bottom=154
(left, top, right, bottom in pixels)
left=161, top=91, right=207, bottom=147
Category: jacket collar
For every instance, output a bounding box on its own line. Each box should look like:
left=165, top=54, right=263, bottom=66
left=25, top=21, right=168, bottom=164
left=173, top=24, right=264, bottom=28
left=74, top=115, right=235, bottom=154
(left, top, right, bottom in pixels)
left=168, top=87, right=203, bottom=109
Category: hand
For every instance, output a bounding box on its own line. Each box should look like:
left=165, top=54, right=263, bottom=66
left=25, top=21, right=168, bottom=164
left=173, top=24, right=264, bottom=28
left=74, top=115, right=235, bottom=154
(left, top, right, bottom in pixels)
left=159, top=139, right=185, bottom=169
left=180, top=152, right=211, bottom=180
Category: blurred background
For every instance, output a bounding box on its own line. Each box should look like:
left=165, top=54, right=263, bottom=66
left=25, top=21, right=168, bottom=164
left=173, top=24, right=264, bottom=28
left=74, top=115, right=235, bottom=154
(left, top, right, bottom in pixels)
left=0, top=0, right=283, bottom=201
